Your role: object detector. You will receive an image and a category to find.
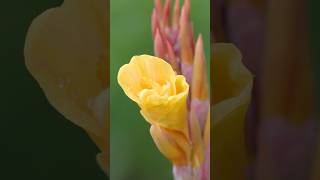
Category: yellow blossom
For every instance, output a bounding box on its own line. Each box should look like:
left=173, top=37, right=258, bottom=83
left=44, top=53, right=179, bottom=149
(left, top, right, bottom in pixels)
left=118, top=55, right=189, bottom=136
left=118, top=55, right=191, bottom=165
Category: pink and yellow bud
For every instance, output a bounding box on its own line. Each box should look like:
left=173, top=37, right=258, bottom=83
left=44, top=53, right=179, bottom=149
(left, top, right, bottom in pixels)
left=151, top=0, right=196, bottom=83
left=149, top=1, right=210, bottom=179
left=191, top=35, right=209, bottom=132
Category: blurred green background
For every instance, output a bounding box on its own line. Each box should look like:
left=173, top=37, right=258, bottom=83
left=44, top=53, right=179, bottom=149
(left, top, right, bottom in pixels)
left=110, top=0, right=210, bottom=179
left=0, top=1, right=106, bottom=179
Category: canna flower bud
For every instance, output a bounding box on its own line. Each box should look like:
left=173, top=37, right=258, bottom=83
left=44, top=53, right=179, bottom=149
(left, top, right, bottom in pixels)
left=148, top=0, right=210, bottom=179
left=118, top=0, right=210, bottom=179
left=152, top=0, right=195, bottom=83
left=191, top=35, right=209, bottom=132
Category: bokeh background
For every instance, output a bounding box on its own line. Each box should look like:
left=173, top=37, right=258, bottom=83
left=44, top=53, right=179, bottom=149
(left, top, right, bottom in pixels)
left=0, top=1, right=106, bottom=179
left=110, top=0, right=210, bottom=179
left=213, top=0, right=320, bottom=179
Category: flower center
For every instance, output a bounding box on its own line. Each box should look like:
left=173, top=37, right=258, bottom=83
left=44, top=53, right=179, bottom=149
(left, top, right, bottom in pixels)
left=140, top=77, right=174, bottom=97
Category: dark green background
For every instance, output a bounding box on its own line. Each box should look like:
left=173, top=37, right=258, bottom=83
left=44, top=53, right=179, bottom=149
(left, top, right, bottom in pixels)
left=0, top=1, right=106, bottom=179
left=309, top=0, right=320, bottom=110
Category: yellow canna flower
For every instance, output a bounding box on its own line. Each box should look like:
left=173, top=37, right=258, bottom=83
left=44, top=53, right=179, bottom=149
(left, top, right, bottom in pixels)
left=24, top=0, right=108, bottom=174
left=117, top=55, right=192, bottom=165
left=118, top=55, right=189, bottom=137
left=212, top=43, right=253, bottom=180
left=121, top=1, right=210, bottom=179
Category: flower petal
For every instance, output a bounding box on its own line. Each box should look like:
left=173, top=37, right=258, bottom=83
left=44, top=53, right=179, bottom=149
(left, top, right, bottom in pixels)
left=24, top=0, right=108, bottom=173
left=212, top=43, right=253, bottom=180
left=118, top=55, right=189, bottom=135
left=150, top=125, right=190, bottom=165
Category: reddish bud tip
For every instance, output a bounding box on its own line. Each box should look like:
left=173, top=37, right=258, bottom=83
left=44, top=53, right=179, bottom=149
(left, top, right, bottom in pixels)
left=163, top=0, right=171, bottom=28
left=179, top=5, right=193, bottom=64
left=172, top=0, right=180, bottom=28
left=154, top=0, right=163, bottom=17
left=154, top=29, right=166, bottom=59
left=166, top=40, right=181, bottom=73
left=152, top=9, right=159, bottom=38
left=192, top=34, right=208, bottom=100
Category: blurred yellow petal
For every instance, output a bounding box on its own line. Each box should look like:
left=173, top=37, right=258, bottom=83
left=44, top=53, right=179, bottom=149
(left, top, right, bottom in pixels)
left=212, top=43, right=253, bottom=180
left=97, top=153, right=108, bottom=174
left=88, top=131, right=108, bottom=174
left=24, top=0, right=108, bottom=173
left=118, top=55, right=189, bottom=136
left=150, top=125, right=190, bottom=165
